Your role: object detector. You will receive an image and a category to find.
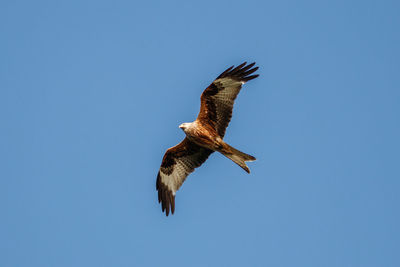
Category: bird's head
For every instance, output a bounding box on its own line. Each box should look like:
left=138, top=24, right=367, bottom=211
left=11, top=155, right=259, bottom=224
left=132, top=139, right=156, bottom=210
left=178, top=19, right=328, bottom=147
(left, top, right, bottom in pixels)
left=179, top=122, right=192, bottom=132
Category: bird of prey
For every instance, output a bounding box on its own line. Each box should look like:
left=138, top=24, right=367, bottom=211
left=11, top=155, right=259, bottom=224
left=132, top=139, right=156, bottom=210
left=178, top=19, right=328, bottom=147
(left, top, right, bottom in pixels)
left=156, top=62, right=259, bottom=216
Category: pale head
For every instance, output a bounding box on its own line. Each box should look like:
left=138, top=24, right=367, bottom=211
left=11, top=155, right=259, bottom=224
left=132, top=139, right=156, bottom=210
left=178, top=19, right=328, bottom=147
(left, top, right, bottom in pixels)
left=179, top=122, right=193, bottom=132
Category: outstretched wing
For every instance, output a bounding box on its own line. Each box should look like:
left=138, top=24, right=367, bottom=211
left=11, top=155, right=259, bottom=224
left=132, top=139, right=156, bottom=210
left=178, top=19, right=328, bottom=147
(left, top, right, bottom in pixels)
left=197, top=62, right=259, bottom=137
left=156, top=138, right=213, bottom=216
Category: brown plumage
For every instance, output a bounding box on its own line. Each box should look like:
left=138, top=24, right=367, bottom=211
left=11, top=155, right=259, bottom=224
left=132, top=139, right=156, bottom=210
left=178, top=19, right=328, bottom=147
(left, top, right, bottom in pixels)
left=157, top=62, right=259, bottom=216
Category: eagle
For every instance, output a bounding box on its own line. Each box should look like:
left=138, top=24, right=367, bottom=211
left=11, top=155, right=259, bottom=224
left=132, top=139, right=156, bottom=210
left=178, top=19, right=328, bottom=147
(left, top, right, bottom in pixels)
left=156, top=62, right=259, bottom=216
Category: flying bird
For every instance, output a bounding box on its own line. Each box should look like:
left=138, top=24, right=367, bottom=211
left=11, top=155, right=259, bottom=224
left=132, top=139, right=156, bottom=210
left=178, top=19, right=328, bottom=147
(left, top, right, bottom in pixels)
left=156, top=62, right=259, bottom=216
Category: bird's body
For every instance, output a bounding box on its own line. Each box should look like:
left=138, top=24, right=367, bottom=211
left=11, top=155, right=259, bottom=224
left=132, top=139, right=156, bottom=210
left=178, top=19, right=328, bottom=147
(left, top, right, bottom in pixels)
left=180, top=121, right=255, bottom=171
left=179, top=121, right=221, bottom=150
left=156, top=62, right=259, bottom=216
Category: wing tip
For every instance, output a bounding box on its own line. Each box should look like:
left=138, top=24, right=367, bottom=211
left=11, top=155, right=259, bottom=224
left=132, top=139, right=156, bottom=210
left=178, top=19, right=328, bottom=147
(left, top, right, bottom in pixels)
left=217, top=62, right=259, bottom=82
left=156, top=171, right=176, bottom=217
left=243, top=74, right=259, bottom=82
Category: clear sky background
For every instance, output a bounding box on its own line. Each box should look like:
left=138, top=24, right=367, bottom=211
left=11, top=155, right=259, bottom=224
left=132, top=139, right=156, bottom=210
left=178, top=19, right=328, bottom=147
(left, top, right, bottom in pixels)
left=1, top=0, right=399, bottom=266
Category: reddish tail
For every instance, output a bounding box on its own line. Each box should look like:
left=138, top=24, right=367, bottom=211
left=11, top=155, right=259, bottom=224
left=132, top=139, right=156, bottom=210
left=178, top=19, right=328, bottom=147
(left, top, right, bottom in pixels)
left=220, top=143, right=256, bottom=173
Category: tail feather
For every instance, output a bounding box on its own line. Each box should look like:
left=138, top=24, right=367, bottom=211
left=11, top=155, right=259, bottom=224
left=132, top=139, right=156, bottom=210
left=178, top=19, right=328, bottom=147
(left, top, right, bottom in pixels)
left=220, top=143, right=256, bottom=173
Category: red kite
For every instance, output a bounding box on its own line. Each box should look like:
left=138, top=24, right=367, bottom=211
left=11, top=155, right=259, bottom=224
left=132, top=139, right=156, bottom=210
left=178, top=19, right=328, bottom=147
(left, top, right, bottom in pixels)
left=156, top=62, right=259, bottom=216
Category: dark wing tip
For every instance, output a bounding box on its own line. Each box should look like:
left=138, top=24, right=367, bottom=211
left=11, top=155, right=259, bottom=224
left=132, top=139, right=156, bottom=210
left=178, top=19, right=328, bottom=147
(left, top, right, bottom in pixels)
left=217, top=65, right=234, bottom=78
left=156, top=172, right=175, bottom=216
left=243, top=74, right=259, bottom=82
left=217, top=62, right=259, bottom=82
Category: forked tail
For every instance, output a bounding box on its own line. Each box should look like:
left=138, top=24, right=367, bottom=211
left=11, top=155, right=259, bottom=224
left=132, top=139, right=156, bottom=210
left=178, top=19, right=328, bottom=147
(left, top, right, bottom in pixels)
left=220, top=143, right=256, bottom=173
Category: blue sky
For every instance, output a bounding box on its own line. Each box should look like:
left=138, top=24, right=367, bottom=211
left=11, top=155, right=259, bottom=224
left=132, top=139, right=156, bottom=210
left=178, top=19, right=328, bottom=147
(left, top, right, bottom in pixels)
left=1, top=0, right=399, bottom=266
